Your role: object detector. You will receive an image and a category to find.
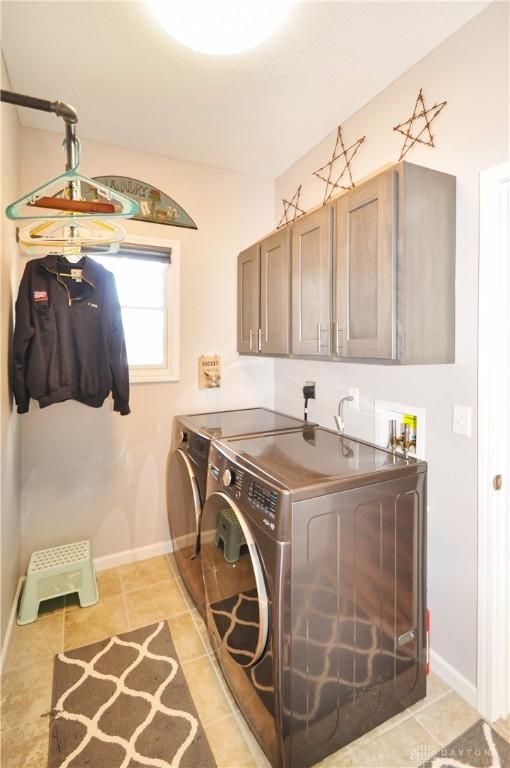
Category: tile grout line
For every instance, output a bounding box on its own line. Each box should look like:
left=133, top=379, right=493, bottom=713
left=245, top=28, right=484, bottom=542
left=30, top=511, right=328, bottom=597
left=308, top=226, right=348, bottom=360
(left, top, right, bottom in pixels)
left=414, top=714, right=447, bottom=753
left=338, top=688, right=454, bottom=758
left=171, top=576, right=213, bottom=658
left=128, top=606, right=191, bottom=634
left=178, top=648, right=209, bottom=665
left=3, top=606, right=67, bottom=675
left=120, top=581, right=131, bottom=631
left=119, top=574, right=179, bottom=596
left=364, top=687, right=451, bottom=744
left=413, top=692, right=460, bottom=752
left=230, top=707, right=274, bottom=767
left=410, top=688, right=452, bottom=717
left=182, top=601, right=243, bottom=723
left=188, top=610, right=214, bottom=657
left=60, top=598, right=65, bottom=658
left=200, top=710, right=237, bottom=731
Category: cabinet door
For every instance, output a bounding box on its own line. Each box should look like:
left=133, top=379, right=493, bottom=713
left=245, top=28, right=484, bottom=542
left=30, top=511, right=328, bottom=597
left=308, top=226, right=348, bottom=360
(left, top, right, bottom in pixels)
left=260, top=229, right=289, bottom=355
left=334, top=170, right=396, bottom=359
left=291, top=207, right=331, bottom=356
left=237, top=244, right=260, bottom=354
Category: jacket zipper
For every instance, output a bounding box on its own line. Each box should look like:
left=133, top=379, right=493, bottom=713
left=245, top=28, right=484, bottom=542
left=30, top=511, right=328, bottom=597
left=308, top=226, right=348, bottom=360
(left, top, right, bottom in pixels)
left=42, top=264, right=95, bottom=307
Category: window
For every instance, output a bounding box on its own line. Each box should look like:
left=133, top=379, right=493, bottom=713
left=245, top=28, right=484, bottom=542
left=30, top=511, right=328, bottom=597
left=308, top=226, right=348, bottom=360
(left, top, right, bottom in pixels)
left=95, top=236, right=180, bottom=384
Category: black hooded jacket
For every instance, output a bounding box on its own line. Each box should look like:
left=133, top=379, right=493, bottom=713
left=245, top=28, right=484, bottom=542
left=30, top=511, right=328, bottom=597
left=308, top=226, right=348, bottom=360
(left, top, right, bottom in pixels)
left=13, top=254, right=130, bottom=415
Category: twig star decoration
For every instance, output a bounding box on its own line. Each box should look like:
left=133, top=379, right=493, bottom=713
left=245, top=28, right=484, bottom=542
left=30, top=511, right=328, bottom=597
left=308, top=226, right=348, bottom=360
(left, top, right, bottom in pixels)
left=277, top=184, right=305, bottom=229
left=393, top=88, right=447, bottom=161
left=313, top=126, right=366, bottom=204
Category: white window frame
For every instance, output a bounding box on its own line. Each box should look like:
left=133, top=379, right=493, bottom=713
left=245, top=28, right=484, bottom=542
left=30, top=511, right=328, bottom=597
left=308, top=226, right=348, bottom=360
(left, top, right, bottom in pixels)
left=111, top=233, right=180, bottom=385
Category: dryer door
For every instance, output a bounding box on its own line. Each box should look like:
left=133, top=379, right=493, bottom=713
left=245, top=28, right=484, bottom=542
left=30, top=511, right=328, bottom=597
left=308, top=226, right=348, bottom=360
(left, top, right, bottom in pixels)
left=201, top=491, right=269, bottom=667
left=166, top=449, right=205, bottom=610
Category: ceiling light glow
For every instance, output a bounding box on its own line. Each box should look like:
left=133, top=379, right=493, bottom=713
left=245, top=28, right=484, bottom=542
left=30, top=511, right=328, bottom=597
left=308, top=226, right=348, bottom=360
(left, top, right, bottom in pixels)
left=149, top=0, right=291, bottom=56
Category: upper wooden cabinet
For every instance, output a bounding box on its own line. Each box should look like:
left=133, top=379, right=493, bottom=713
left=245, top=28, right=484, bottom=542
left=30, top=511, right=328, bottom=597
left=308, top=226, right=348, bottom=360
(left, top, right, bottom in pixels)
left=260, top=229, right=290, bottom=355
left=333, top=162, right=455, bottom=363
left=237, top=161, right=456, bottom=365
left=334, top=168, right=396, bottom=360
left=237, top=243, right=260, bottom=354
left=395, top=162, right=456, bottom=364
left=291, top=207, right=331, bottom=357
left=237, top=230, right=290, bottom=355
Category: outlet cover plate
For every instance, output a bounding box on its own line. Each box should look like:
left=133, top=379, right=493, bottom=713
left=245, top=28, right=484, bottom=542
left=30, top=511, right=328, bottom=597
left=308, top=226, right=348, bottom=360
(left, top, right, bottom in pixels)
left=348, top=387, right=359, bottom=411
left=453, top=404, right=472, bottom=437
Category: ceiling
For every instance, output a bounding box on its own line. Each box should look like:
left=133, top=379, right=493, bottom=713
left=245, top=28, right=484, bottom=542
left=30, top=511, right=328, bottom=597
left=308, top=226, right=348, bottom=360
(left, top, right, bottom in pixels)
left=1, top=1, right=487, bottom=177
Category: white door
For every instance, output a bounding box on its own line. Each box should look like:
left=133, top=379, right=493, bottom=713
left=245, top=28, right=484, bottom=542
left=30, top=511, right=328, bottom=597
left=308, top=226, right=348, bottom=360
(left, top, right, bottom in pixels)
left=477, top=161, right=510, bottom=722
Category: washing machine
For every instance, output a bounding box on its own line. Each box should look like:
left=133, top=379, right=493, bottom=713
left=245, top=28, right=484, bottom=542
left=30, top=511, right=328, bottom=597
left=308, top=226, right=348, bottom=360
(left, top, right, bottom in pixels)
left=166, top=408, right=313, bottom=616
left=201, top=426, right=427, bottom=768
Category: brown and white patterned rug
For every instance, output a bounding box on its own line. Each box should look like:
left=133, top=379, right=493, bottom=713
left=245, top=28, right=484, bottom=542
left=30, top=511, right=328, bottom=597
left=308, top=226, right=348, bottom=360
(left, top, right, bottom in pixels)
left=48, top=621, right=216, bottom=768
left=421, top=720, right=510, bottom=767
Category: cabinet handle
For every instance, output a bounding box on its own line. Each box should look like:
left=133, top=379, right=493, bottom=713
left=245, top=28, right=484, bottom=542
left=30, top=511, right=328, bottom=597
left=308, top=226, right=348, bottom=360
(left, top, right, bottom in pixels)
left=334, top=323, right=344, bottom=356
left=317, top=323, right=329, bottom=353
left=249, top=329, right=254, bottom=352
left=258, top=329, right=263, bottom=352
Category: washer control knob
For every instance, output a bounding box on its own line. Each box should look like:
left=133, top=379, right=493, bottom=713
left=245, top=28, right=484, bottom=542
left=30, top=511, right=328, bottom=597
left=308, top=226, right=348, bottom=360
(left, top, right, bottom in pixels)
left=222, top=469, right=236, bottom=487
left=179, top=430, right=188, bottom=443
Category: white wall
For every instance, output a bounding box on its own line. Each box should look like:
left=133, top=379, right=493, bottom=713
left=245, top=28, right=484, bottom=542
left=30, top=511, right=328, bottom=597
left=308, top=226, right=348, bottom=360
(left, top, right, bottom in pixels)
left=273, top=3, right=509, bottom=687
left=0, top=56, right=21, bottom=647
left=18, top=127, right=274, bottom=568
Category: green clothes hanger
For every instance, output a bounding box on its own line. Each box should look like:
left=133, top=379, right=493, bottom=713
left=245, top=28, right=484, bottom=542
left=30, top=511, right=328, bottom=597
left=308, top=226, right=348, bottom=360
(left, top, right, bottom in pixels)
left=6, top=142, right=139, bottom=221
left=1, top=89, right=139, bottom=221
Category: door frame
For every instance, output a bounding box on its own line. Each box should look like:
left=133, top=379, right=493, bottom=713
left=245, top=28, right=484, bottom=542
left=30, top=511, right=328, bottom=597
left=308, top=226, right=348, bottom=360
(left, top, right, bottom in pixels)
left=477, top=161, right=510, bottom=721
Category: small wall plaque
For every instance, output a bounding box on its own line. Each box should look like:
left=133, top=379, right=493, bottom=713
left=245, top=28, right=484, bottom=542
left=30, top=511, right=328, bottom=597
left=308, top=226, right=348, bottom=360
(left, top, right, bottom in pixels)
left=90, top=176, right=198, bottom=229
left=199, top=355, right=221, bottom=389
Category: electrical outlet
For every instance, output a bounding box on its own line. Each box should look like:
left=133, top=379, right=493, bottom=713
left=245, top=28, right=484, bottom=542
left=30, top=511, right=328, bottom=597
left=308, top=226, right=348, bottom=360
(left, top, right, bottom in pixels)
left=348, top=387, right=359, bottom=411
left=303, top=381, right=316, bottom=400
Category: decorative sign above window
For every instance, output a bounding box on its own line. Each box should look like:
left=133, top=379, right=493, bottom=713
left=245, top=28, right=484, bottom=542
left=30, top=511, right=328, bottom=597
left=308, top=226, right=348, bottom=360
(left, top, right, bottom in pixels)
left=91, top=176, right=198, bottom=230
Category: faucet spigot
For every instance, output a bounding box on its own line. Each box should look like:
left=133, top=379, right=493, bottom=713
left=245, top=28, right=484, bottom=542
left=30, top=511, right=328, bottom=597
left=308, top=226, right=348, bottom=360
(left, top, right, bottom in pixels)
left=335, top=395, right=354, bottom=434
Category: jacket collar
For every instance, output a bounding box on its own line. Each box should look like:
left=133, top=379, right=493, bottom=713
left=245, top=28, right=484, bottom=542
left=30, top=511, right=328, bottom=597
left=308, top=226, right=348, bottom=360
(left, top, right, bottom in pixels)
left=40, top=254, right=99, bottom=287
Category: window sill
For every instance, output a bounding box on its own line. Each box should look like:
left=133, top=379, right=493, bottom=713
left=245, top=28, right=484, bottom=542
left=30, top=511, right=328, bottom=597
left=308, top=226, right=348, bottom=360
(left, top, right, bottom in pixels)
left=129, top=369, right=179, bottom=384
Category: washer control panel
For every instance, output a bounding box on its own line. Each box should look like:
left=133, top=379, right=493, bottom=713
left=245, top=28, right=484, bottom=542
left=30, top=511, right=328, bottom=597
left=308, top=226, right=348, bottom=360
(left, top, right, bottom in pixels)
left=210, top=461, right=244, bottom=496
left=248, top=480, right=278, bottom=519
left=234, top=469, right=244, bottom=494
left=209, top=450, right=280, bottom=535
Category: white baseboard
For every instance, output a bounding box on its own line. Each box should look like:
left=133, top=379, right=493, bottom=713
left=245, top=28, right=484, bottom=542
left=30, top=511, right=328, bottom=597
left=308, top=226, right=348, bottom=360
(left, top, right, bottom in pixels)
left=93, top=539, right=174, bottom=572
left=430, top=648, right=478, bottom=708
left=0, top=576, right=24, bottom=672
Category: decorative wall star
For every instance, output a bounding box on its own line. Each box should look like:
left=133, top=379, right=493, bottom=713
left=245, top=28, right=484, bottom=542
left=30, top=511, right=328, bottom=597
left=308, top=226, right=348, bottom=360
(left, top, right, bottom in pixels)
left=393, top=88, right=447, bottom=161
left=313, top=126, right=366, bottom=204
left=277, top=184, right=305, bottom=229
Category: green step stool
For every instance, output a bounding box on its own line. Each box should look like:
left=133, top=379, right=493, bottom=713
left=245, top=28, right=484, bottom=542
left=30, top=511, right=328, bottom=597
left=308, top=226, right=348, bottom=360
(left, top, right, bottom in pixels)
left=215, top=508, right=247, bottom=564
left=18, top=540, right=98, bottom=625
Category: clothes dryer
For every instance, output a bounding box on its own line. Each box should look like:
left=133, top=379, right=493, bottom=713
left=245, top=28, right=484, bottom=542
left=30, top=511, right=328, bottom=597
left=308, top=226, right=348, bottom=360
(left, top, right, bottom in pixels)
left=166, top=408, right=312, bottom=616
left=201, top=427, right=427, bottom=768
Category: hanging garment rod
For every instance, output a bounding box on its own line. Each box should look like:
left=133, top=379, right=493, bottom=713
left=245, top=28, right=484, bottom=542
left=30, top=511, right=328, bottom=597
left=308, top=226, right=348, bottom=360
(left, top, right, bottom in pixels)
left=0, top=89, right=78, bottom=170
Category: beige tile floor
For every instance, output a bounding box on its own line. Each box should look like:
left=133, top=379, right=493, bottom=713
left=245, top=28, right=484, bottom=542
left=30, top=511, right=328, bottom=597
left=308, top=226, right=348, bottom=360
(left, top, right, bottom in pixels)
left=1, top=554, right=508, bottom=768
